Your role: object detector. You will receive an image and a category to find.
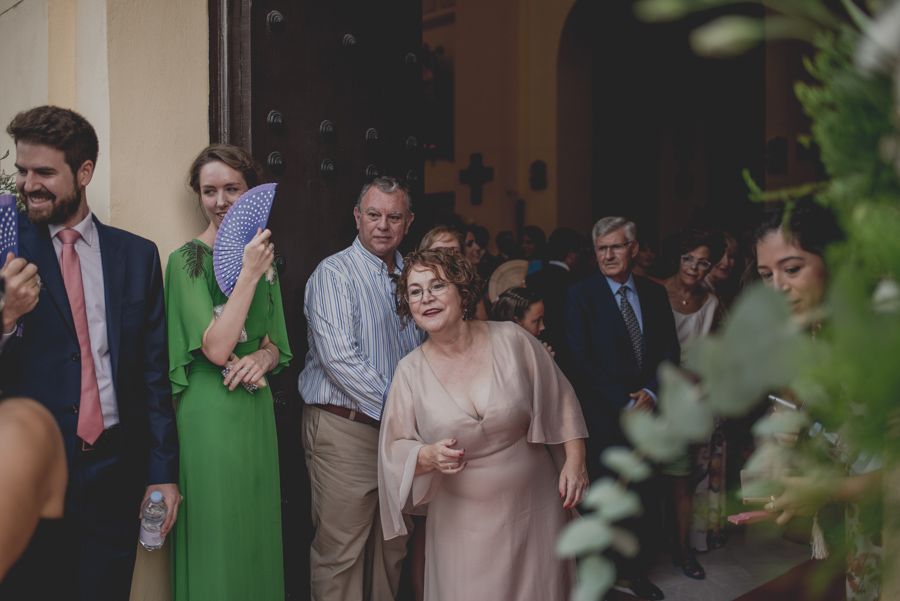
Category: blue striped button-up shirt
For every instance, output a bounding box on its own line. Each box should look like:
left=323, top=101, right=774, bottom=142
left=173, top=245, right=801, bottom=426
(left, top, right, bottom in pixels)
left=298, top=237, right=426, bottom=420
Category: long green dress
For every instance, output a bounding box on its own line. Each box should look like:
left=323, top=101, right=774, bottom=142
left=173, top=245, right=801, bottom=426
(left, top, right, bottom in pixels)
left=165, top=240, right=291, bottom=601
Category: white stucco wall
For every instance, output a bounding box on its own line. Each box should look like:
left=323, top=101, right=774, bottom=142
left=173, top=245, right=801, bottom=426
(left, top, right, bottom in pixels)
left=0, top=2, right=208, bottom=599
left=0, top=0, right=111, bottom=223
left=0, top=0, right=207, bottom=266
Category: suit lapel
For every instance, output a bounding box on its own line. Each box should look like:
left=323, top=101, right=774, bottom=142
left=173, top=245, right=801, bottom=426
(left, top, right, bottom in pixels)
left=19, top=219, right=77, bottom=338
left=592, top=273, right=630, bottom=341
left=95, top=216, right=123, bottom=382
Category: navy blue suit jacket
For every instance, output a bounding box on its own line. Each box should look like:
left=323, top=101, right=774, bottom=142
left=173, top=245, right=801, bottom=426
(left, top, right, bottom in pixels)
left=0, top=215, right=178, bottom=486
left=563, top=272, right=680, bottom=451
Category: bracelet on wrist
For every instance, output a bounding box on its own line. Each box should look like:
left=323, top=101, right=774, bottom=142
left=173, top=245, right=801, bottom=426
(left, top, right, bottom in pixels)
left=261, top=347, right=276, bottom=371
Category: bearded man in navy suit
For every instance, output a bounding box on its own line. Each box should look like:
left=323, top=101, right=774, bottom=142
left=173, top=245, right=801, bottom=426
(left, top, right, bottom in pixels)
left=0, top=106, right=180, bottom=601
left=564, top=216, right=680, bottom=601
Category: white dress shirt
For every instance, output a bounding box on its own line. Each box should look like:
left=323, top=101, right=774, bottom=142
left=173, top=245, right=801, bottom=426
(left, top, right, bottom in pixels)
left=49, top=211, right=119, bottom=427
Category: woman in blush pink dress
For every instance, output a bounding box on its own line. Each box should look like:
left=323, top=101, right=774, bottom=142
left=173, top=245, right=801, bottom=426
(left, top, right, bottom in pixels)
left=378, top=248, right=588, bottom=601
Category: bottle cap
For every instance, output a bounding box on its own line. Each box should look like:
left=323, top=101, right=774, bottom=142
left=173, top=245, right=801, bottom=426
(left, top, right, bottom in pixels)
left=150, top=491, right=163, bottom=503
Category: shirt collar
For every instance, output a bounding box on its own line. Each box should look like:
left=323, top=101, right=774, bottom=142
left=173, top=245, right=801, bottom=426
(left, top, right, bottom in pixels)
left=605, top=273, right=636, bottom=297
left=351, top=236, right=403, bottom=276
left=548, top=260, right=570, bottom=272
left=49, top=210, right=96, bottom=247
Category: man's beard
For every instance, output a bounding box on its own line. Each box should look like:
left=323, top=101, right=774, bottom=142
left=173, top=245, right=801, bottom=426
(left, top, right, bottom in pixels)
left=25, top=185, right=82, bottom=226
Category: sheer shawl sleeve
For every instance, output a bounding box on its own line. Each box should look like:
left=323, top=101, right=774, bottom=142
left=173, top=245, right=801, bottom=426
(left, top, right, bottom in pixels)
left=165, top=241, right=217, bottom=397
left=378, top=351, right=441, bottom=540
left=504, top=323, right=589, bottom=446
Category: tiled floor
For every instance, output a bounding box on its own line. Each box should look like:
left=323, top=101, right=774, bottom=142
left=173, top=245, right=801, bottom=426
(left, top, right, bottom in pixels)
left=613, top=520, right=813, bottom=601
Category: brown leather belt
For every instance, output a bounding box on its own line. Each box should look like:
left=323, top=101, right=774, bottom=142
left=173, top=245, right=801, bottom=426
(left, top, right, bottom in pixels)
left=316, top=404, right=380, bottom=428
left=77, top=424, right=121, bottom=455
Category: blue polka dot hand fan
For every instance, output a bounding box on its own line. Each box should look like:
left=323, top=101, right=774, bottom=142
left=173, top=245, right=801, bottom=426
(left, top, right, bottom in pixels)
left=213, top=183, right=277, bottom=297
left=0, top=195, right=18, bottom=260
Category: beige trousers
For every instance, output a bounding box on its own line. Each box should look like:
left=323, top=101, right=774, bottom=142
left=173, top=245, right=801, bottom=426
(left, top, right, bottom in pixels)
left=302, top=404, right=411, bottom=601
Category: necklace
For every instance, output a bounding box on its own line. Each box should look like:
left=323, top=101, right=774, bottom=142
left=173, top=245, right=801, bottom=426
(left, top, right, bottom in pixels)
left=667, top=279, right=694, bottom=307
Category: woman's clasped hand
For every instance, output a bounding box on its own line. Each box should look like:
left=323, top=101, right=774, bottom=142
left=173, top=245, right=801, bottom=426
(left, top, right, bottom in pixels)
left=222, top=347, right=276, bottom=391
left=417, top=438, right=467, bottom=474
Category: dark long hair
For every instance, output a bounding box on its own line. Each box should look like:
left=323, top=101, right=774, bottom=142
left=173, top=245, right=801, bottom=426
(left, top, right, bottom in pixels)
left=489, top=287, right=541, bottom=323
left=752, top=198, right=844, bottom=258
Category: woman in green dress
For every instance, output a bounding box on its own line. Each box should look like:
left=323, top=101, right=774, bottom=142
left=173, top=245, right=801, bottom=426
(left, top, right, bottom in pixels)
left=165, top=144, right=291, bottom=600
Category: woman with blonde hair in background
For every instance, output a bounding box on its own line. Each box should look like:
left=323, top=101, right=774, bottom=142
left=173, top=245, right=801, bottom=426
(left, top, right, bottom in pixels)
left=419, top=225, right=464, bottom=253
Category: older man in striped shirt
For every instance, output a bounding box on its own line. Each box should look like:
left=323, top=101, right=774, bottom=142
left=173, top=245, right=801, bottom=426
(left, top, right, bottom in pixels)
left=299, top=176, right=425, bottom=601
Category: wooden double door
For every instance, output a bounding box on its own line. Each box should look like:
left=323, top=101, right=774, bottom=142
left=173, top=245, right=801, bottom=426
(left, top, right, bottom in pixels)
left=210, top=1, right=423, bottom=597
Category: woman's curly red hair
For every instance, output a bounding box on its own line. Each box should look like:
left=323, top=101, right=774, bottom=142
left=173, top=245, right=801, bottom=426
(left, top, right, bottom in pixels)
left=395, top=248, right=484, bottom=326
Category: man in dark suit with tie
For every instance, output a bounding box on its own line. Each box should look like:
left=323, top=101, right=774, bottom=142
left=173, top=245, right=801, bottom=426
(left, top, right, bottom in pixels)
left=564, top=216, right=680, bottom=601
left=0, top=106, right=180, bottom=600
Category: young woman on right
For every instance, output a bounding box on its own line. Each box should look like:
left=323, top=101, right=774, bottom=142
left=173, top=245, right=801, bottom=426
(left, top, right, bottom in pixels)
left=756, top=199, right=881, bottom=601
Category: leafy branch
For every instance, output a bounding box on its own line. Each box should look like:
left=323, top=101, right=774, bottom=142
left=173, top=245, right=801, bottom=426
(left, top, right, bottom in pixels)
left=561, top=1, right=900, bottom=599
left=0, top=150, right=17, bottom=196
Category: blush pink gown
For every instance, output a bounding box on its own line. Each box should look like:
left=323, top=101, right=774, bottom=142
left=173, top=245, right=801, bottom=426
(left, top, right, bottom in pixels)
left=378, top=321, right=588, bottom=601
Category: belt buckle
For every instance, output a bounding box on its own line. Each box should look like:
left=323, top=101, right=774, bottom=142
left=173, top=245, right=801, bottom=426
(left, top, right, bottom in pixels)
left=81, top=428, right=109, bottom=452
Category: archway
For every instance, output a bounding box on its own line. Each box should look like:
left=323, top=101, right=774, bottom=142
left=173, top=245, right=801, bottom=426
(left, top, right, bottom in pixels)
left=557, top=1, right=766, bottom=249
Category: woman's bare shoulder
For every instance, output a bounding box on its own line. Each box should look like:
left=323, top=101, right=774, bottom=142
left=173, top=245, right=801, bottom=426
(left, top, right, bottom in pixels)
left=0, top=398, right=60, bottom=443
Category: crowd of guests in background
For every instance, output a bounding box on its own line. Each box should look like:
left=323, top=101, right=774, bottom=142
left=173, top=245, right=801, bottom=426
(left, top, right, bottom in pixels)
left=0, top=103, right=880, bottom=601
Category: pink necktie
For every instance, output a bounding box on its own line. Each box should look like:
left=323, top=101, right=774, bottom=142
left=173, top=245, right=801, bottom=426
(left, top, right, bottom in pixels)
left=58, top=228, right=104, bottom=445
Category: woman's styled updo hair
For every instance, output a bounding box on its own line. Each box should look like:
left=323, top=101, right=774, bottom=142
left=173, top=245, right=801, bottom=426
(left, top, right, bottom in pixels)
left=489, top=287, right=542, bottom=323
left=395, top=248, right=483, bottom=325
left=188, top=143, right=265, bottom=195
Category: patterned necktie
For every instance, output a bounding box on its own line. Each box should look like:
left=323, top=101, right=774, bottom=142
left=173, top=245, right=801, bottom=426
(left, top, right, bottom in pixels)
left=58, top=228, right=104, bottom=445
left=618, top=285, right=643, bottom=372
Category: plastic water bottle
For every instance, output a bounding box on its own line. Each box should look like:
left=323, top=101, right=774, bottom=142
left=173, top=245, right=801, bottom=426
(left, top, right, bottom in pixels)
left=139, top=491, right=167, bottom=551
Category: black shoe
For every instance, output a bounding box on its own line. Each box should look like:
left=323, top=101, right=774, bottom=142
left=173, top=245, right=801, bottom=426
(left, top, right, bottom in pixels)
left=672, top=547, right=706, bottom=580
left=630, top=575, right=665, bottom=600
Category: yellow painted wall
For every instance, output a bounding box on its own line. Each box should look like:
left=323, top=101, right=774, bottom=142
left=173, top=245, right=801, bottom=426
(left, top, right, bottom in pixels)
left=0, top=0, right=207, bottom=269
left=0, top=0, right=49, bottom=183
left=106, top=0, right=209, bottom=266
left=518, top=0, right=577, bottom=231
left=423, top=0, right=576, bottom=251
